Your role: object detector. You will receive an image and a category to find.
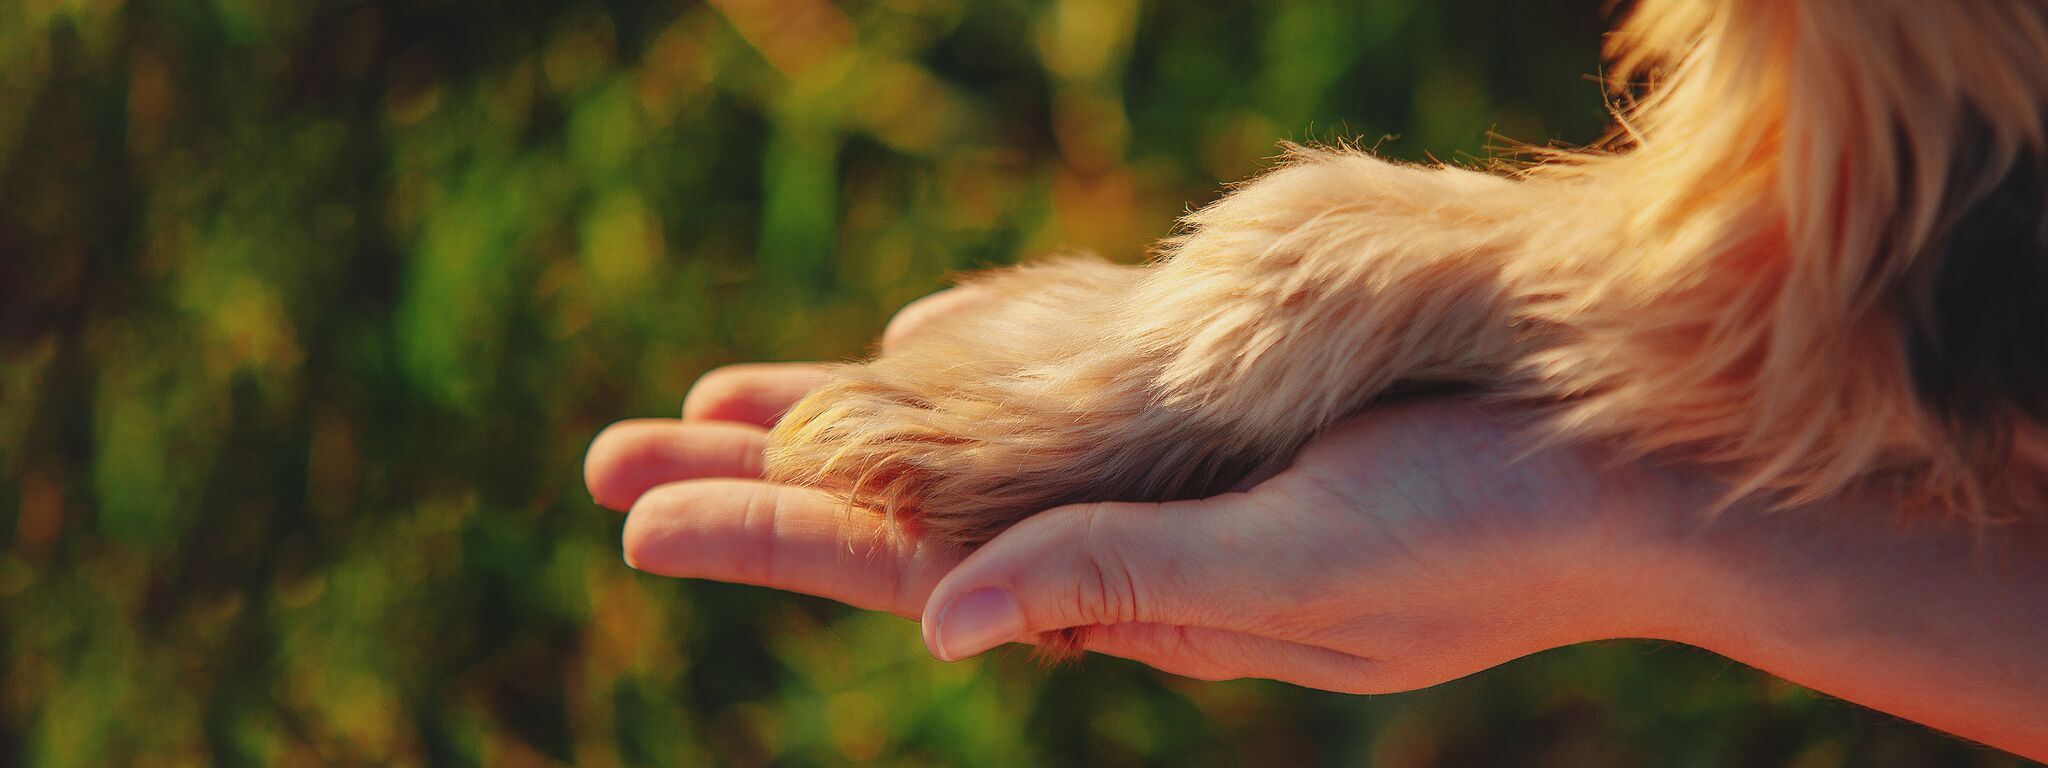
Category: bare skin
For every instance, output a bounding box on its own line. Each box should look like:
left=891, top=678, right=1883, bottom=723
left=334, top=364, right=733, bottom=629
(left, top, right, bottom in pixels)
left=584, top=289, right=2048, bottom=761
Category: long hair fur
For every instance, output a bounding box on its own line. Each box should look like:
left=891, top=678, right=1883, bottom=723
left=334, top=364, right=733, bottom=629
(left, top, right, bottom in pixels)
left=764, top=0, right=2048, bottom=549
left=1542, top=0, right=2048, bottom=518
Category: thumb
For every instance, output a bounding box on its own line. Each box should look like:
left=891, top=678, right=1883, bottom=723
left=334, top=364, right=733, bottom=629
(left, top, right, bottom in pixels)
left=919, top=497, right=1264, bottom=662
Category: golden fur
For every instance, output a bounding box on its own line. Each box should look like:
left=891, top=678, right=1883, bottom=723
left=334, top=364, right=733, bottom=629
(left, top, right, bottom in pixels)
left=764, top=0, right=2048, bottom=549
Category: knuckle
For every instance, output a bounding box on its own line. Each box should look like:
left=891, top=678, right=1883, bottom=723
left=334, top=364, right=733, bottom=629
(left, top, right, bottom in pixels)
left=1073, top=503, right=1148, bottom=626
left=734, top=485, right=782, bottom=585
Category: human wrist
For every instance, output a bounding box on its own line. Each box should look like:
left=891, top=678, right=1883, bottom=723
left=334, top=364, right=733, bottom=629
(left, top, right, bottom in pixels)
left=1613, top=491, right=2048, bottom=759
left=1551, top=458, right=1753, bottom=648
left=1612, top=481, right=1901, bottom=659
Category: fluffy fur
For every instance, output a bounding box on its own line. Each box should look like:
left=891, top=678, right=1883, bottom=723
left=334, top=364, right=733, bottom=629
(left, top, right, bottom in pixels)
left=764, top=0, right=2048, bottom=551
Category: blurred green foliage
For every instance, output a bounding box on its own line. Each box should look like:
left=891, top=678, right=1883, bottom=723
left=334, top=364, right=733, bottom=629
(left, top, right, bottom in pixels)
left=0, top=0, right=2028, bottom=765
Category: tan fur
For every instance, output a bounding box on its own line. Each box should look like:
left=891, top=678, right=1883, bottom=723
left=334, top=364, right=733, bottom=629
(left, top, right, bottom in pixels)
left=765, top=0, right=2048, bottom=550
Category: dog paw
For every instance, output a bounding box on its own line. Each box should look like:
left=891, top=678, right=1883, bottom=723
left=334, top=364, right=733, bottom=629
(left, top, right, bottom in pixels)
left=763, top=257, right=1267, bottom=547
left=765, top=150, right=1525, bottom=547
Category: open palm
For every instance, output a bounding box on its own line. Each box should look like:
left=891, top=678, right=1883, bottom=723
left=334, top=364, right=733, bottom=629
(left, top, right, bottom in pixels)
left=584, top=291, right=1691, bottom=692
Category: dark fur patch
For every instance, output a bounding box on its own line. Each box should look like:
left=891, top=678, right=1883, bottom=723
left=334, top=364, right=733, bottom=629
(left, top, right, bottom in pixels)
left=1898, top=114, right=2048, bottom=452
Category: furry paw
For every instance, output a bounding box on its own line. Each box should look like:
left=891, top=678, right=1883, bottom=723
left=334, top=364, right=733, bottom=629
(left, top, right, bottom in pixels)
left=763, top=257, right=1266, bottom=547
left=766, top=150, right=1525, bottom=547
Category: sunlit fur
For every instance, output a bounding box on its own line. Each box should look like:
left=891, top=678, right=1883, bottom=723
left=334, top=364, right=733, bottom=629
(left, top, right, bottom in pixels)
left=765, top=0, right=2048, bottom=550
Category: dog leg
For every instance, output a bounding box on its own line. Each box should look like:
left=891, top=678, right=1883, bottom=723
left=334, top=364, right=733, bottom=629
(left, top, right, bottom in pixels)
left=766, top=148, right=1535, bottom=547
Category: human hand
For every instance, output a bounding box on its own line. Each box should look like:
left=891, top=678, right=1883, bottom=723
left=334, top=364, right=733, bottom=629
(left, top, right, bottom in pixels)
left=587, top=288, right=2048, bottom=760
left=583, top=288, right=1703, bottom=693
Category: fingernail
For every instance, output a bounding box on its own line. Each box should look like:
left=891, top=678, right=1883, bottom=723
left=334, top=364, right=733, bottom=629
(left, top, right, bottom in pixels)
left=930, top=588, right=1024, bottom=661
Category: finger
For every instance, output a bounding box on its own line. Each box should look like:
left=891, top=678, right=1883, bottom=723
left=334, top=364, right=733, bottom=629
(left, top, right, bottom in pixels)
left=881, top=286, right=992, bottom=354
left=682, top=363, right=837, bottom=426
left=1073, top=623, right=1387, bottom=694
left=585, top=420, right=771, bottom=511
left=622, top=479, right=958, bottom=619
left=919, top=498, right=1282, bottom=662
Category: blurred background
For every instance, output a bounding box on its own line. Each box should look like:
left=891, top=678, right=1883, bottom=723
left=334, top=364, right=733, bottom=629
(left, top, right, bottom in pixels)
left=0, top=0, right=2028, bottom=765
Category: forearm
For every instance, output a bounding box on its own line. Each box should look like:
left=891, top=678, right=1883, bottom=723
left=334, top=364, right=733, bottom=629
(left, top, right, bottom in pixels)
left=1662, top=496, right=2048, bottom=760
